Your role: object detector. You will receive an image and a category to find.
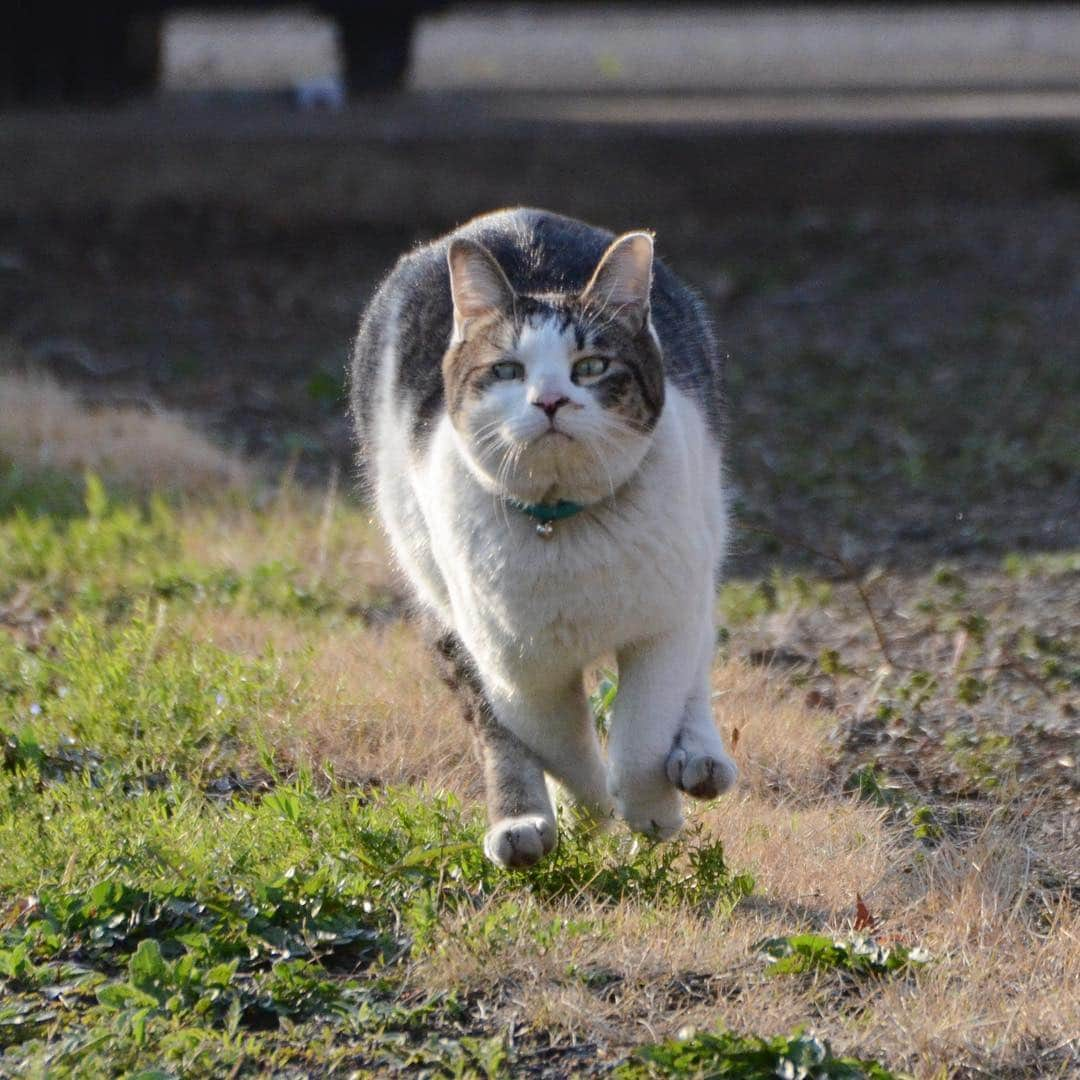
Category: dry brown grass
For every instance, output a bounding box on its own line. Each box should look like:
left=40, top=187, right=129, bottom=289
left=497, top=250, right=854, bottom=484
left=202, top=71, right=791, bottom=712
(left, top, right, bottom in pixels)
left=384, top=663, right=1075, bottom=1078
left=402, top=702, right=1078, bottom=1076
left=0, top=369, right=247, bottom=495
left=187, top=606, right=478, bottom=795
left=171, top=495, right=1077, bottom=1078
left=193, top=526, right=1074, bottom=1077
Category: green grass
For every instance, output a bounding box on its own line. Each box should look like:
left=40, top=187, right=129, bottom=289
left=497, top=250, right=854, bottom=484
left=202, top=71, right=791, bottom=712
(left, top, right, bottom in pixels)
left=5, top=469, right=1073, bottom=1078
left=1, top=473, right=841, bottom=1079
left=0, top=720, right=757, bottom=1074
left=0, top=460, right=89, bottom=521
left=718, top=571, right=833, bottom=629
left=0, top=610, right=274, bottom=779
left=0, top=473, right=369, bottom=623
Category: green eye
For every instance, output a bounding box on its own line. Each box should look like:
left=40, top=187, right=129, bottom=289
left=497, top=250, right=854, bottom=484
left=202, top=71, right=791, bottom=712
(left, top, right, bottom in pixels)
left=573, top=356, right=610, bottom=381
left=491, top=361, right=524, bottom=381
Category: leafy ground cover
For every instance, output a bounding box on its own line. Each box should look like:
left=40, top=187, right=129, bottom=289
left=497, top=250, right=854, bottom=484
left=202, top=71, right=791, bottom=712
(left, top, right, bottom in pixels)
left=1, top=397, right=1076, bottom=1076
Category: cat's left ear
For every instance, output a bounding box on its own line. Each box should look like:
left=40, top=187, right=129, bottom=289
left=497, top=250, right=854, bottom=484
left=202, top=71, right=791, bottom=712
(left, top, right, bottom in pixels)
left=581, top=231, right=654, bottom=333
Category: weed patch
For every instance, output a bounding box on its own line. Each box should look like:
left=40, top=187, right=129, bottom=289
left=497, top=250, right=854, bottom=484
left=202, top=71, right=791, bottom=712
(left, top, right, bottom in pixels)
left=754, top=934, right=930, bottom=979
left=0, top=608, right=275, bottom=780
left=618, top=1027, right=903, bottom=1079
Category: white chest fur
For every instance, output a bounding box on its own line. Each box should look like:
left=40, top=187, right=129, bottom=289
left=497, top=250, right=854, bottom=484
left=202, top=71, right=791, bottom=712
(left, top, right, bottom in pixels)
left=403, top=386, right=727, bottom=693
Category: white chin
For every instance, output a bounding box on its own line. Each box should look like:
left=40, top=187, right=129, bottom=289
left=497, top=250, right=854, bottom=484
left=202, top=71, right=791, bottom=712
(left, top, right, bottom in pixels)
left=465, top=425, right=649, bottom=504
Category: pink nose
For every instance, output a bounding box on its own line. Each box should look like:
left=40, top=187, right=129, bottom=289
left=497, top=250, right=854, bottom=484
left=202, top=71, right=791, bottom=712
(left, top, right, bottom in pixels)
left=533, top=394, right=569, bottom=419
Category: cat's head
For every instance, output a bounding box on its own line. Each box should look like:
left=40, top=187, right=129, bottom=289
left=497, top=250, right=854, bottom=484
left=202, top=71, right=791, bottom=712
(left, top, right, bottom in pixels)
left=442, top=231, right=663, bottom=505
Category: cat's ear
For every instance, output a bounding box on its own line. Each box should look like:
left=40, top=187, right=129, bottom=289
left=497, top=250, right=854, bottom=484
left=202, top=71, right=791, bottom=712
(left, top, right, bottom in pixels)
left=447, top=239, right=516, bottom=342
left=581, top=232, right=654, bottom=333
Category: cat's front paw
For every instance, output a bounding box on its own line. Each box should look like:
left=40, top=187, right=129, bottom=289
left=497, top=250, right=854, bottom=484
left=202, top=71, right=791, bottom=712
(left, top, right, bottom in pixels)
left=483, top=815, right=557, bottom=869
left=665, top=746, right=738, bottom=800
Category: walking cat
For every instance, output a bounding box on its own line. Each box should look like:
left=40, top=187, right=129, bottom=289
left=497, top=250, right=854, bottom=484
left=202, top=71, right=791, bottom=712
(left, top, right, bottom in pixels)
left=350, top=208, right=736, bottom=867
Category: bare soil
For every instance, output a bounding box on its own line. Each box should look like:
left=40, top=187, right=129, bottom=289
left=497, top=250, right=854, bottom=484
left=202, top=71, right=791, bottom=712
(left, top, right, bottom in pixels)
left=3, top=104, right=1077, bottom=574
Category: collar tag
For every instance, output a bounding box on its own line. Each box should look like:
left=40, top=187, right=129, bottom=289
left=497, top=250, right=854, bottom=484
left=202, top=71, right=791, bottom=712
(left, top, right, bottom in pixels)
left=507, top=498, right=585, bottom=537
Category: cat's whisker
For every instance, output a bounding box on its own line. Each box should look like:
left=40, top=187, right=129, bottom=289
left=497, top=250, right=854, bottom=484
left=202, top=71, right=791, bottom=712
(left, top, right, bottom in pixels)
left=470, top=423, right=505, bottom=451
left=492, top=444, right=512, bottom=526
left=472, top=431, right=505, bottom=457
left=472, top=418, right=504, bottom=440
left=493, top=439, right=525, bottom=531
left=580, top=434, right=618, bottom=503
left=471, top=423, right=512, bottom=476
left=499, top=453, right=518, bottom=528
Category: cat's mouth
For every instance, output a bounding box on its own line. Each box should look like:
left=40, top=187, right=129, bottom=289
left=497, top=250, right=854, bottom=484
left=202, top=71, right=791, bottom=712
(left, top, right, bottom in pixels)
left=535, top=427, right=572, bottom=442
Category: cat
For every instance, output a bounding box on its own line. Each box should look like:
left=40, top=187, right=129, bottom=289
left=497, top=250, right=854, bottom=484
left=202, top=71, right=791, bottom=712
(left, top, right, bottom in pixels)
left=350, top=208, right=737, bottom=868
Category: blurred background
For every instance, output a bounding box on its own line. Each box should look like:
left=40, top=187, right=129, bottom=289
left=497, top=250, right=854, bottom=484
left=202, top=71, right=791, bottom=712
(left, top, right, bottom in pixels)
left=2, top=2, right=1078, bottom=570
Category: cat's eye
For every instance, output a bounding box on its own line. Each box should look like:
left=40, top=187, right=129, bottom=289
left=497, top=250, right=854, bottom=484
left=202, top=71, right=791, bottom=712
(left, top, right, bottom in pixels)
left=491, top=361, right=524, bottom=381
left=572, top=356, right=610, bottom=381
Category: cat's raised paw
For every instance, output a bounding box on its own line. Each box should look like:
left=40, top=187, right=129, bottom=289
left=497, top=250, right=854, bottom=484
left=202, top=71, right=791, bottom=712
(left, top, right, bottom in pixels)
left=483, top=815, right=556, bottom=869
left=665, top=747, right=737, bottom=800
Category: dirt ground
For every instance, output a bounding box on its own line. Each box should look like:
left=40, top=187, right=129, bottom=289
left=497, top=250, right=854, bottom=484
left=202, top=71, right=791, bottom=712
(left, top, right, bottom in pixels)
left=3, top=104, right=1078, bottom=573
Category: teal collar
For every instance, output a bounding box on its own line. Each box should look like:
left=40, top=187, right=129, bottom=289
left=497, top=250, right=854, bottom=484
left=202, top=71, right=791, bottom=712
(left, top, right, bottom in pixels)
left=507, top=498, right=585, bottom=523
left=507, top=497, right=585, bottom=537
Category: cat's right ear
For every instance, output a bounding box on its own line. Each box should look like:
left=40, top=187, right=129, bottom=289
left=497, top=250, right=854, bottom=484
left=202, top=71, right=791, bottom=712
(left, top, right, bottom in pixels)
left=447, top=239, right=516, bottom=342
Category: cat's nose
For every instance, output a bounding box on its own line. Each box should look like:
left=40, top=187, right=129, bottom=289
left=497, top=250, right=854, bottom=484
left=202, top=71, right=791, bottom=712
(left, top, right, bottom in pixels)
left=532, top=394, right=569, bottom=419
